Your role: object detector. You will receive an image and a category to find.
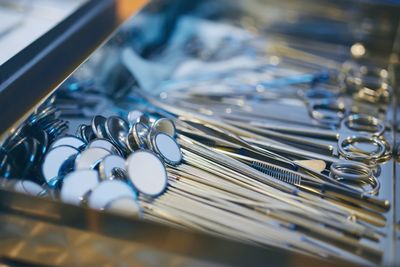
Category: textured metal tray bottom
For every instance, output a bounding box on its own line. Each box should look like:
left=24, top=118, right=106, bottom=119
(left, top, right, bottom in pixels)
left=0, top=213, right=226, bottom=267
left=0, top=211, right=356, bottom=267
left=0, top=188, right=355, bottom=267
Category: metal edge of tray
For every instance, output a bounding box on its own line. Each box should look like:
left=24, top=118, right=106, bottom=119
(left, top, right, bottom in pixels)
left=0, top=188, right=357, bottom=267
left=0, top=0, right=147, bottom=142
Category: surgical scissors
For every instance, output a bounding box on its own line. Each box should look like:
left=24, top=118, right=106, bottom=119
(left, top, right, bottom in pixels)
left=217, top=149, right=379, bottom=196
left=168, top=86, right=367, bottom=128
left=223, top=114, right=386, bottom=194
left=141, top=88, right=386, bottom=195
left=144, top=95, right=389, bottom=210
left=177, top=118, right=381, bottom=196
left=222, top=113, right=387, bottom=164
left=165, top=91, right=388, bottom=164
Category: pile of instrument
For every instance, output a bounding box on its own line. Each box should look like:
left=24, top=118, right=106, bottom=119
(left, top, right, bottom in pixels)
left=0, top=17, right=393, bottom=265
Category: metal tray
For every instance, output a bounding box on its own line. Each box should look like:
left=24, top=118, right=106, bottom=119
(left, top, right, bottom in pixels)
left=0, top=0, right=399, bottom=266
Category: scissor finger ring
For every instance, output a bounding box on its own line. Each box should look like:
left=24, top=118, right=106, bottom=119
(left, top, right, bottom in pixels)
left=338, top=135, right=386, bottom=162
left=341, top=114, right=385, bottom=136
left=330, top=161, right=380, bottom=195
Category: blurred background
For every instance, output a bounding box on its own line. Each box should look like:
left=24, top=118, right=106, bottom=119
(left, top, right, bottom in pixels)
left=0, top=0, right=88, bottom=65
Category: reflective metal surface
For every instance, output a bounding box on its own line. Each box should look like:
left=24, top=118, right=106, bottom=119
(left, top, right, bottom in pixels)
left=126, top=150, right=168, bottom=197
left=60, top=169, right=99, bottom=205
left=0, top=0, right=399, bottom=266
left=88, top=180, right=136, bottom=210
left=98, top=154, right=126, bottom=180
left=0, top=191, right=352, bottom=267
left=151, top=133, right=182, bottom=165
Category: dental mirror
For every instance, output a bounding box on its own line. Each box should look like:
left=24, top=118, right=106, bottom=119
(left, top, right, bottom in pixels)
left=88, top=138, right=122, bottom=156
left=126, top=150, right=167, bottom=196
left=42, top=145, right=79, bottom=184
left=151, top=133, right=182, bottom=165
left=88, top=180, right=136, bottom=210
left=91, top=115, right=108, bottom=138
left=105, top=197, right=142, bottom=217
left=76, top=124, right=86, bottom=140
left=61, top=170, right=99, bottom=205
left=50, top=135, right=86, bottom=150
left=77, top=124, right=96, bottom=143
left=151, top=118, right=176, bottom=137
left=98, top=154, right=126, bottom=181
left=83, top=124, right=97, bottom=142
left=105, top=116, right=130, bottom=154
left=75, top=147, right=111, bottom=170
left=126, top=122, right=149, bottom=151
left=14, top=180, right=44, bottom=196
left=8, top=136, right=39, bottom=177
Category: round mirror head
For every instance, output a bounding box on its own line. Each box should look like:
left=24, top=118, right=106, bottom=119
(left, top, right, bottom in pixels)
left=75, top=147, right=111, bottom=170
left=99, top=154, right=126, bottom=181
left=152, top=133, right=182, bottom=165
left=50, top=135, right=86, bottom=150
left=91, top=115, right=108, bottom=138
left=105, top=197, right=142, bottom=218
left=88, top=180, right=136, bottom=210
left=88, top=138, right=122, bottom=156
left=128, top=110, right=144, bottom=124
left=152, top=118, right=176, bottom=137
left=61, top=170, right=99, bottom=205
left=126, top=150, right=167, bottom=197
left=42, top=145, right=79, bottom=184
left=14, top=180, right=43, bottom=196
left=105, top=116, right=130, bottom=153
left=127, top=123, right=150, bottom=151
